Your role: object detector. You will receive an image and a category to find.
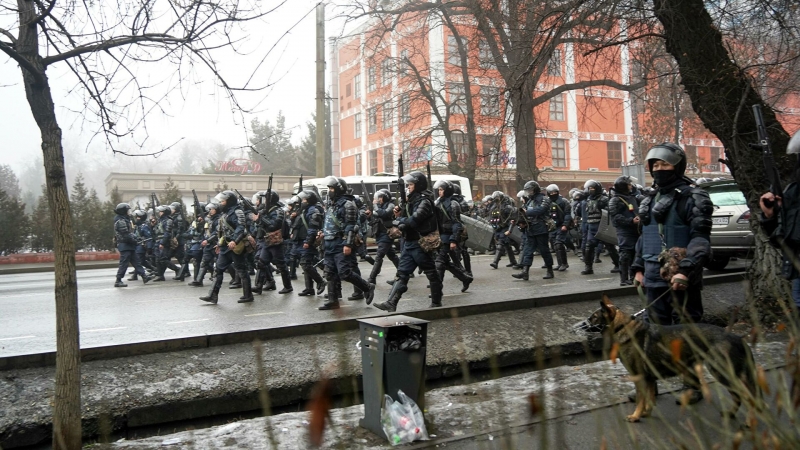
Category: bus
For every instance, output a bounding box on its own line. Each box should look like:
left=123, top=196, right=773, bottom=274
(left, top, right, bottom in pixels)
left=292, top=173, right=473, bottom=203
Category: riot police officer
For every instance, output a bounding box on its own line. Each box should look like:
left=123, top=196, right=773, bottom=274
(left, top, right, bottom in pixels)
left=190, top=202, right=219, bottom=287
left=114, top=203, right=151, bottom=286
left=152, top=205, right=174, bottom=281
left=170, top=202, right=189, bottom=281
left=433, top=180, right=473, bottom=292
left=512, top=181, right=554, bottom=280
left=581, top=180, right=620, bottom=275
left=489, top=191, right=519, bottom=269
left=374, top=171, right=441, bottom=312
left=128, top=209, right=155, bottom=281
left=546, top=184, right=572, bottom=271
left=295, top=190, right=326, bottom=296
left=319, top=177, right=375, bottom=310
left=451, top=183, right=473, bottom=276
left=609, top=176, right=639, bottom=286
left=253, top=191, right=293, bottom=294
left=367, top=189, right=400, bottom=284
left=177, top=203, right=205, bottom=285
left=200, top=191, right=253, bottom=304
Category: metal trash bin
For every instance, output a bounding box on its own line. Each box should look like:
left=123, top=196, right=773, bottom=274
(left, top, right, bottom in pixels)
left=357, top=315, right=429, bottom=437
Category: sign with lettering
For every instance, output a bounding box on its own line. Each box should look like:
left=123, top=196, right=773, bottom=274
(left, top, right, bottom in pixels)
left=215, top=159, right=262, bottom=175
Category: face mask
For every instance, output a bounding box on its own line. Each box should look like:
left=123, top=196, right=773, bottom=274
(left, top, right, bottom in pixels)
left=652, top=170, right=678, bottom=187
left=549, top=194, right=558, bottom=201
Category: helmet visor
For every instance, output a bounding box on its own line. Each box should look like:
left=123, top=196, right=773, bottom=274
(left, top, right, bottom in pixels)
left=788, top=130, right=800, bottom=155
left=645, top=145, right=683, bottom=166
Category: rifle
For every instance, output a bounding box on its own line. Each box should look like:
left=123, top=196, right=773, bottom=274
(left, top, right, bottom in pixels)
left=396, top=156, right=407, bottom=212
left=151, top=192, right=160, bottom=208
left=298, top=174, right=303, bottom=195
left=192, top=189, right=202, bottom=218
left=265, top=172, right=274, bottom=211
left=360, top=180, right=373, bottom=214
left=751, top=104, right=783, bottom=208
left=426, top=160, right=433, bottom=194
left=234, top=189, right=257, bottom=214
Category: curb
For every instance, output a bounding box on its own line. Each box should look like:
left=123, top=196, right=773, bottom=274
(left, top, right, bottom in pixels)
left=0, top=272, right=746, bottom=371
left=0, top=263, right=118, bottom=275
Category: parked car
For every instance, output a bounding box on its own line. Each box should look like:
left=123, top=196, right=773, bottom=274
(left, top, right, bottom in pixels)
left=698, top=180, right=754, bottom=270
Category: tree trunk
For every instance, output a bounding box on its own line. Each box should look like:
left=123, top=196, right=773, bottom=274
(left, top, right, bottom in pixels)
left=653, top=0, right=793, bottom=302
left=16, top=1, right=82, bottom=448
left=511, top=82, right=538, bottom=189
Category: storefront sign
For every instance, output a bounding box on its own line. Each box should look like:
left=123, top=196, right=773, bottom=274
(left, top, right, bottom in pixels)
left=215, top=159, right=262, bottom=174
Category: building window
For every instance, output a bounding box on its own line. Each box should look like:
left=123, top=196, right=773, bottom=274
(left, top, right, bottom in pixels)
left=549, top=94, right=564, bottom=121
left=478, top=39, right=495, bottom=69
left=353, top=74, right=361, bottom=99
left=398, top=49, right=409, bottom=76
left=451, top=132, right=468, bottom=163
left=480, top=86, right=500, bottom=116
left=368, top=66, right=376, bottom=92
left=381, top=58, right=392, bottom=85
left=355, top=153, right=362, bottom=176
left=382, top=101, right=393, bottom=129
left=447, top=35, right=468, bottom=66
left=400, top=93, right=411, bottom=124
left=368, top=107, right=377, bottom=134
left=345, top=83, right=351, bottom=97
left=402, top=140, right=411, bottom=163
left=710, top=147, right=721, bottom=171
left=368, top=149, right=378, bottom=175
left=448, top=82, right=466, bottom=115
left=482, top=135, right=500, bottom=166
left=383, top=145, right=394, bottom=172
left=548, top=48, right=562, bottom=77
left=607, top=142, right=622, bottom=169
left=354, top=113, right=362, bottom=138
left=551, top=139, right=567, bottom=168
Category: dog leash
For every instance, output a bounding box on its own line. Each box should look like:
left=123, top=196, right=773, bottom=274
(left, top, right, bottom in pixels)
left=632, top=280, right=686, bottom=319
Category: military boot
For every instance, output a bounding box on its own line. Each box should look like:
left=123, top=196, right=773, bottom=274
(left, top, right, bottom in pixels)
left=200, top=283, right=220, bottom=304
left=581, top=248, right=595, bottom=275
left=263, top=270, right=277, bottom=291
left=229, top=271, right=242, bottom=289
left=278, top=270, right=293, bottom=294
left=511, top=266, right=530, bottom=280
left=318, top=281, right=340, bottom=310
left=189, top=268, right=207, bottom=287
left=298, top=272, right=316, bottom=296
left=114, top=280, right=128, bottom=287
left=374, top=279, right=404, bottom=313
left=127, top=273, right=139, bottom=281
left=557, top=246, right=569, bottom=271
left=429, top=280, right=444, bottom=308
left=238, top=273, right=254, bottom=303
left=348, top=288, right=364, bottom=301
left=489, top=249, right=502, bottom=269
left=543, top=266, right=555, bottom=279
left=252, top=269, right=265, bottom=295
left=368, top=258, right=383, bottom=284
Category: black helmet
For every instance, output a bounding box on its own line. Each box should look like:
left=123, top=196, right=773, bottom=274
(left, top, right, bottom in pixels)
left=402, top=171, right=428, bottom=192
left=584, top=179, right=602, bottom=195
left=452, top=183, right=462, bottom=195
left=266, top=191, right=280, bottom=207
left=214, top=190, right=238, bottom=210
left=205, top=202, right=220, bottom=213
left=325, top=176, right=348, bottom=197
left=645, top=143, right=687, bottom=177
left=374, top=189, right=392, bottom=204
left=156, top=205, right=171, bottom=216
left=545, top=184, right=559, bottom=195
left=433, top=180, right=454, bottom=197
left=523, top=181, right=540, bottom=195
left=114, top=203, right=131, bottom=215
left=170, top=202, right=182, bottom=214
left=196, top=201, right=207, bottom=212
left=613, top=176, right=632, bottom=194
left=298, top=189, right=320, bottom=205
left=132, top=209, right=146, bottom=220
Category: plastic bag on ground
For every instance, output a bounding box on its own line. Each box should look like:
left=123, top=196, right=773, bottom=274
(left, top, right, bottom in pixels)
left=381, top=389, right=429, bottom=445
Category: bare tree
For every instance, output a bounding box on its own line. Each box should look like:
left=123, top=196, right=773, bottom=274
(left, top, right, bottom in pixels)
left=0, top=1, right=283, bottom=447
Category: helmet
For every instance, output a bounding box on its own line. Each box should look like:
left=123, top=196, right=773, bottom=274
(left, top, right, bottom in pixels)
left=516, top=190, right=528, bottom=200
left=156, top=205, right=171, bottom=216
left=325, top=176, right=348, bottom=197
left=170, top=202, right=182, bottom=214
left=523, top=181, right=540, bottom=195
left=288, top=195, right=301, bottom=207
left=205, top=202, right=220, bottom=213
left=789, top=130, right=800, bottom=155
left=613, top=176, right=633, bottom=194
left=433, top=180, right=454, bottom=197
left=645, top=142, right=687, bottom=176
left=298, top=189, right=320, bottom=205
left=132, top=209, right=146, bottom=220
left=265, top=191, right=280, bottom=207
left=402, top=171, right=428, bottom=192
left=114, top=203, right=131, bottom=215
left=584, top=179, right=602, bottom=194
left=452, top=183, right=462, bottom=195
left=545, top=184, right=559, bottom=195
left=374, top=189, right=392, bottom=204
left=571, top=190, right=583, bottom=201
left=214, top=190, right=238, bottom=210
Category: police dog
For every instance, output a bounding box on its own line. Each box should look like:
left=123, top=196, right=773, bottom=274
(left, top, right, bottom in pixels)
left=589, top=295, right=759, bottom=422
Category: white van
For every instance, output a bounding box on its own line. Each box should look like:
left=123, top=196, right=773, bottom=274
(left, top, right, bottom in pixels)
left=293, top=173, right=473, bottom=203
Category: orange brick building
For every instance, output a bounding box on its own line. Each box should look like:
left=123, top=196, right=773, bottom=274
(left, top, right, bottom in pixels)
left=329, top=13, right=797, bottom=198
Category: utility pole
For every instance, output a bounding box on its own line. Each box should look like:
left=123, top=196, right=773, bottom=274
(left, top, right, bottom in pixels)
left=315, top=3, right=326, bottom=177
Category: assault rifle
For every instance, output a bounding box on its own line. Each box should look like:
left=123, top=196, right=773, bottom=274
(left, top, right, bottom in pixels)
left=426, top=160, right=433, bottom=195
left=360, top=180, right=372, bottom=215
left=151, top=192, right=159, bottom=208
left=751, top=104, right=783, bottom=208
left=234, top=189, right=257, bottom=214
left=396, top=156, right=407, bottom=211
left=298, top=174, right=303, bottom=195
left=192, top=189, right=203, bottom=218
left=265, top=172, right=274, bottom=210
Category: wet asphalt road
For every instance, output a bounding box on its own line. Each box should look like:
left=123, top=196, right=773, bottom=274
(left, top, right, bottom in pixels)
left=0, top=255, right=749, bottom=356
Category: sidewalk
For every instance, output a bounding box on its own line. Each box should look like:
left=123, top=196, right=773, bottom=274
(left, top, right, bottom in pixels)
left=0, top=282, right=747, bottom=448
left=98, top=341, right=790, bottom=450
left=0, top=260, right=118, bottom=275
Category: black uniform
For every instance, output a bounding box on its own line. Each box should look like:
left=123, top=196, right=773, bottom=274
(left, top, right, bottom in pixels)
left=200, top=194, right=252, bottom=304
left=434, top=194, right=473, bottom=291
left=255, top=200, right=293, bottom=294
left=368, top=195, right=400, bottom=283
left=609, top=190, right=639, bottom=285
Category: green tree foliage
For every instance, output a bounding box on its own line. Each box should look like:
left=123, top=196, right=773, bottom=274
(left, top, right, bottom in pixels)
left=173, top=147, right=196, bottom=174
left=159, top=177, right=184, bottom=205
left=30, top=185, right=54, bottom=252
left=84, top=188, right=114, bottom=251
left=297, top=115, right=319, bottom=176
left=0, top=165, right=21, bottom=199
left=0, top=189, right=30, bottom=255
left=70, top=174, right=90, bottom=250
left=249, top=111, right=296, bottom=175
left=201, top=144, right=230, bottom=174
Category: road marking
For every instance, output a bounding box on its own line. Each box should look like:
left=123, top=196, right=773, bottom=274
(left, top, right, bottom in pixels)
left=243, top=312, right=285, bottom=317
left=166, top=318, right=210, bottom=325
left=0, top=335, right=36, bottom=341
left=496, top=287, right=524, bottom=291
left=542, top=282, right=568, bottom=287
left=82, top=327, right=127, bottom=333
left=587, top=277, right=612, bottom=282
left=444, top=293, right=468, bottom=297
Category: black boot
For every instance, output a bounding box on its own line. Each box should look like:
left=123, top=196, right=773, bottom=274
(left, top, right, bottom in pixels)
left=581, top=248, right=595, bottom=275
left=200, top=275, right=221, bottom=304
left=512, top=266, right=530, bottom=280
left=429, top=281, right=444, bottom=308
left=114, top=280, right=128, bottom=287
left=490, top=249, right=502, bottom=269
left=619, top=259, right=632, bottom=286
left=319, top=281, right=340, bottom=310
left=312, top=270, right=326, bottom=295
left=368, top=258, right=383, bottom=284
left=507, top=246, right=519, bottom=267
left=543, top=266, right=555, bottom=279
left=298, top=272, right=316, bottom=296
left=363, top=254, right=376, bottom=265
left=557, top=246, right=569, bottom=271
left=278, top=270, right=293, bottom=294
left=462, top=251, right=472, bottom=277
left=127, top=273, right=138, bottom=281
left=238, top=273, right=254, bottom=303
left=374, top=278, right=405, bottom=312
left=610, top=265, right=621, bottom=274
left=263, top=269, right=276, bottom=291
left=348, top=288, right=364, bottom=301
left=189, top=268, right=207, bottom=287
left=229, top=271, right=242, bottom=289
left=173, top=263, right=189, bottom=281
